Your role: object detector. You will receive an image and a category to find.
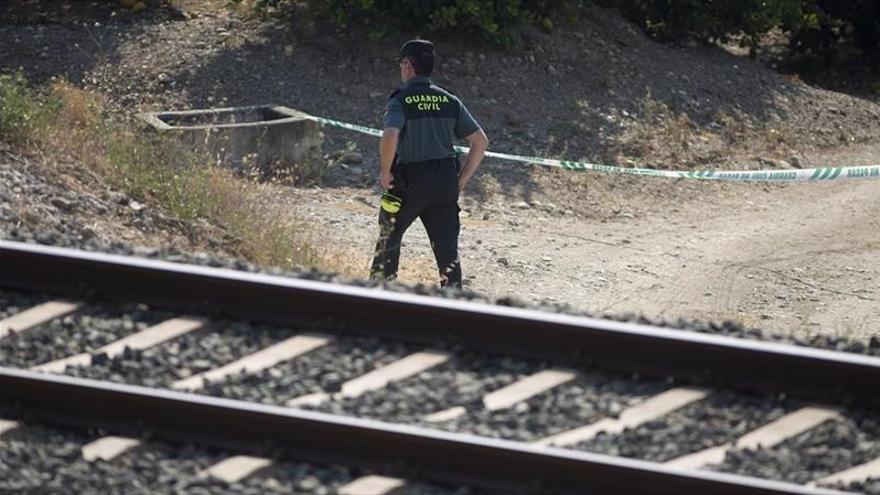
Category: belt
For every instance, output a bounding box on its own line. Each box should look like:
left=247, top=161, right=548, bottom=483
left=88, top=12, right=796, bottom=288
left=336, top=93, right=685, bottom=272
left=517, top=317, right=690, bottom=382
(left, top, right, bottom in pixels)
left=396, top=156, right=456, bottom=167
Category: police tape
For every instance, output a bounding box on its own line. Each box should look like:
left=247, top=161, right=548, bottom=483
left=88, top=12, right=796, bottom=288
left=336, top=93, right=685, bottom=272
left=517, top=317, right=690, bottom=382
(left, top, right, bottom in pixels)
left=307, top=115, right=880, bottom=182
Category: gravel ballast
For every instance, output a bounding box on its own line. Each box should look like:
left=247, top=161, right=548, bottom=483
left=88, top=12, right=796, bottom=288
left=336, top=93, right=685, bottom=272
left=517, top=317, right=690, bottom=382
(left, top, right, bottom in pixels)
left=0, top=289, right=38, bottom=321
left=198, top=335, right=420, bottom=406
left=714, top=408, right=880, bottom=487
left=0, top=297, right=173, bottom=368
left=63, top=320, right=291, bottom=388
left=436, top=371, right=668, bottom=442
left=573, top=390, right=794, bottom=462
left=312, top=350, right=542, bottom=422
left=839, top=479, right=880, bottom=495
left=310, top=348, right=668, bottom=443
left=0, top=417, right=469, bottom=495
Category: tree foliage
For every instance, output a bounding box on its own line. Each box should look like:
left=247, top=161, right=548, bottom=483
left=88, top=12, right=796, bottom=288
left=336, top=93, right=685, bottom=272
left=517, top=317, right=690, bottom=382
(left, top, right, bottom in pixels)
left=247, top=0, right=877, bottom=60
left=598, top=0, right=878, bottom=61
left=809, top=0, right=879, bottom=58
left=598, top=0, right=800, bottom=44
left=304, top=0, right=573, bottom=46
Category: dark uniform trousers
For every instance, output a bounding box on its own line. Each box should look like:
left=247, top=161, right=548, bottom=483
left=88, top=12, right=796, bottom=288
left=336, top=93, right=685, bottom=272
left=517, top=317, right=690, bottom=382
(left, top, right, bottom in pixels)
left=370, top=156, right=462, bottom=288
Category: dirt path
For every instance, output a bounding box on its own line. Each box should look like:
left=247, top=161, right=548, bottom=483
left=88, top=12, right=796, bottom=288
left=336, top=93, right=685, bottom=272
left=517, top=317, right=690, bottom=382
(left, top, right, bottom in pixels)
left=288, top=146, right=879, bottom=341
left=477, top=178, right=879, bottom=340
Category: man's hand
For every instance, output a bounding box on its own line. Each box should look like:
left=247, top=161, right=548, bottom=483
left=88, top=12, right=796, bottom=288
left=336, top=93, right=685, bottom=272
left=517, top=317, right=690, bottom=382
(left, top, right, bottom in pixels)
left=380, top=169, right=394, bottom=190
left=457, top=176, right=468, bottom=193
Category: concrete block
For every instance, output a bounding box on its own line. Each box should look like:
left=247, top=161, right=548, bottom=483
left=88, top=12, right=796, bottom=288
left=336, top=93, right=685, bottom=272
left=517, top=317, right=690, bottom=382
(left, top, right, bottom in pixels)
left=138, top=105, right=322, bottom=172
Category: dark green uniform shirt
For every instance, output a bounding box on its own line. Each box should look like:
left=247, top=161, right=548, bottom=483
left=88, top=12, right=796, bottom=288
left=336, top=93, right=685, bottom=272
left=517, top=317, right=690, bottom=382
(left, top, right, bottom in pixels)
left=383, top=76, right=480, bottom=164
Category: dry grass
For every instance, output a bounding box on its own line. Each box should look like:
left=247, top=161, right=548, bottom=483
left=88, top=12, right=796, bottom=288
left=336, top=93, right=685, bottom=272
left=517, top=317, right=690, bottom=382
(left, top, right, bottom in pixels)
left=614, top=94, right=699, bottom=167
left=0, top=73, right=347, bottom=273
left=612, top=92, right=798, bottom=167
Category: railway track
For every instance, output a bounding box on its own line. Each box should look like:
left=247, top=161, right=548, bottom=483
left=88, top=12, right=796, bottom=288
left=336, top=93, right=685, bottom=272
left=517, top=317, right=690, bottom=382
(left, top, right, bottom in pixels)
left=1, top=240, right=879, bottom=494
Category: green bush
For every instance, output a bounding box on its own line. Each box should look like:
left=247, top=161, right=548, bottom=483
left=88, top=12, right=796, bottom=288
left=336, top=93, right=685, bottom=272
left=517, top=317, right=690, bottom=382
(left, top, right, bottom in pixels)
left=797, top=0, right=880, bottom=60
left=0, top=72, right=61, bottom=146
left=597, top=0, right=800, bottom=45
left=599, top=0, right=878, bottom=61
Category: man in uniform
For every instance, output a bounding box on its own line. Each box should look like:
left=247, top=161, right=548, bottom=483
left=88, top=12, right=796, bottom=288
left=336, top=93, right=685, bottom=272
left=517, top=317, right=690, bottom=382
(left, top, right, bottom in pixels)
left=370, top=39, right=489, bottom=289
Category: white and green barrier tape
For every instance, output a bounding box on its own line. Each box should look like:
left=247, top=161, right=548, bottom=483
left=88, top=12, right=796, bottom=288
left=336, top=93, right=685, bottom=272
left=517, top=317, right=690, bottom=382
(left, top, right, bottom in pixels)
left=308, top=115, right=880, bottom=183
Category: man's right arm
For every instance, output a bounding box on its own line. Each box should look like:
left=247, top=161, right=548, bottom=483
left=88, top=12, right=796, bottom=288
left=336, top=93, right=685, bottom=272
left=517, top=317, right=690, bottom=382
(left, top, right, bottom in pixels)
left=454, top=100, right=487, bottom=192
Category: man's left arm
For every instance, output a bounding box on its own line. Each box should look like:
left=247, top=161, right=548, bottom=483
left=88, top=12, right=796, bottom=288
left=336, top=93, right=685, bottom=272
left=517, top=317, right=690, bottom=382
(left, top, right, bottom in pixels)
left=379, top=128, right=399, bottom=190
left=379, top=96, right=405, bottom=190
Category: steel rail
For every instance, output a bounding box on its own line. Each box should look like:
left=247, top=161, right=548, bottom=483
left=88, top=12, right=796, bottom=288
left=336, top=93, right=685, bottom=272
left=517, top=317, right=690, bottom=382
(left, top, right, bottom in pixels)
left=0, top=368, right=850, bottom=495
left=2, top=240, right=879, bottom=404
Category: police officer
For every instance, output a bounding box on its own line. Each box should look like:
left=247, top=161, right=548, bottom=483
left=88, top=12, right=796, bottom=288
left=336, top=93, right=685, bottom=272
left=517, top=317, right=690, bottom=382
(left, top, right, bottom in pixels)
left=370, top=39, right=489, bottom=289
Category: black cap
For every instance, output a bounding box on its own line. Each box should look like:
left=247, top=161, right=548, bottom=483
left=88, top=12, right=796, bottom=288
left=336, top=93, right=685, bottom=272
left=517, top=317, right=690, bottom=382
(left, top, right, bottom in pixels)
left=399, top=39, right=434, bottom=73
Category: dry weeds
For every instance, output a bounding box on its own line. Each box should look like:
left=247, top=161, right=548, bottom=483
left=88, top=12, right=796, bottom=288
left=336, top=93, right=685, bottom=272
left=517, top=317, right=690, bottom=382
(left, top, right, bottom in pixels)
left=612, top=92, right=799, bottom=168
left=1, top=74, right=357, bottom=274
